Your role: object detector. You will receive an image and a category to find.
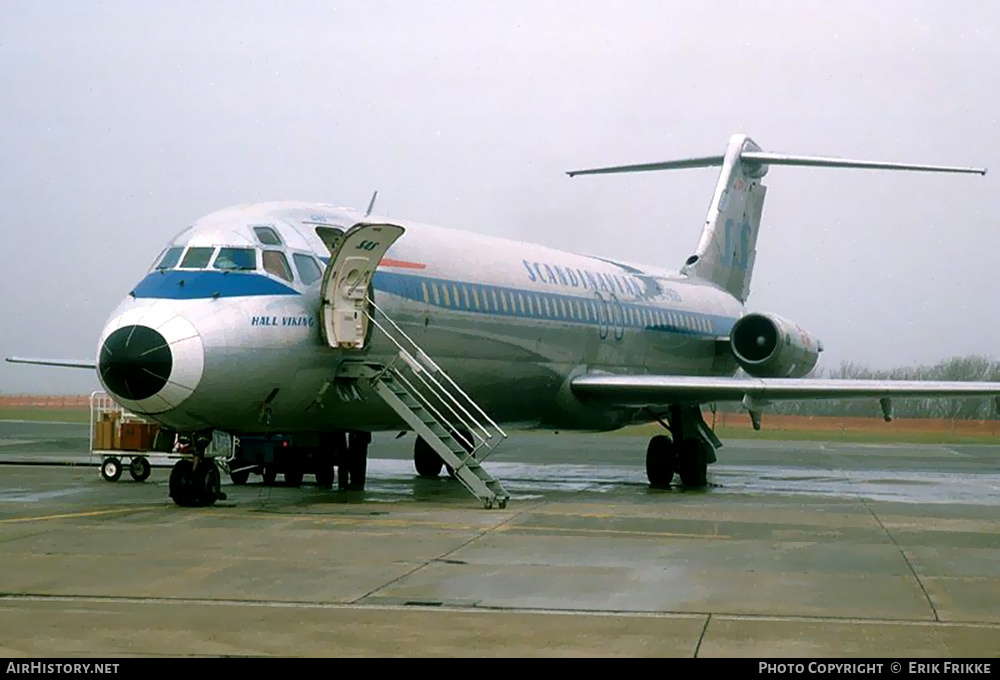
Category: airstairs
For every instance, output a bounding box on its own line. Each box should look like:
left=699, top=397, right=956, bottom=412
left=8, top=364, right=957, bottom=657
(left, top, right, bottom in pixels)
left=337, top=297, right=510, bottom=509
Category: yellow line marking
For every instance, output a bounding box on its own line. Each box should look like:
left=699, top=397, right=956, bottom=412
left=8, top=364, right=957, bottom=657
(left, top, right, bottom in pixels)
left=0, top=508, right=140, bottom=524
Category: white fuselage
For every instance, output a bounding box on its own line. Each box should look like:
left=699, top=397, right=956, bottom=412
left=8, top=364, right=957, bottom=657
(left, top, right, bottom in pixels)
left=97, top=201, right=744, bottom=434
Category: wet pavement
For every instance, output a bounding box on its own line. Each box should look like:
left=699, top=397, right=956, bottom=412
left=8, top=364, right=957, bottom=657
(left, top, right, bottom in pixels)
left=0, top=421, right=998, bottom=656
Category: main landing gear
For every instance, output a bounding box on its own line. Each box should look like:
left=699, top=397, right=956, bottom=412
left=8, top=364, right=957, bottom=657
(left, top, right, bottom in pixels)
left=645, top=405, right=719, bottom=490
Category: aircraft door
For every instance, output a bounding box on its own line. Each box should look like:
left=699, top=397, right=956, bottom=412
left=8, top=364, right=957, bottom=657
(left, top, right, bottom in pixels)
left=319, top=222, right=405, bottom=350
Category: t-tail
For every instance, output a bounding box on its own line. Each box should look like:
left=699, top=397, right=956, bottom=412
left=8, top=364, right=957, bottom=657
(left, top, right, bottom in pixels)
left=568, top=134, right=986, bottom=302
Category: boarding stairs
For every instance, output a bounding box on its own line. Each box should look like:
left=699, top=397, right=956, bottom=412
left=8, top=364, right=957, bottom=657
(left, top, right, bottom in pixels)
left=337, top=298, right=509, bottom=509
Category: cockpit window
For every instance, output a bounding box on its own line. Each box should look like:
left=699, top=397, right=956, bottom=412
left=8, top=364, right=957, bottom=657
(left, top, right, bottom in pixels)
left=179, top=247, right=216, bottom=269
left=293, top=253, right=323, bottom=285
left=213, top=247, right=257, bottom=271
left=262, top=250, right=293, bottom=282
left=253, top=225, right=283, bottom=246
left=155, top=247, right=184, bottom=270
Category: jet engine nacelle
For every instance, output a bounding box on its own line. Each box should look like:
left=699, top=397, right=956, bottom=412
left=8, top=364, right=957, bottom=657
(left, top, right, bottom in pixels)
left=730, top=312, right=822, bottom=378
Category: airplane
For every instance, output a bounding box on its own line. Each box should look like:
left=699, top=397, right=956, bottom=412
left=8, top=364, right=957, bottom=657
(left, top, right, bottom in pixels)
left=8, top=133, right=1000, bottom=509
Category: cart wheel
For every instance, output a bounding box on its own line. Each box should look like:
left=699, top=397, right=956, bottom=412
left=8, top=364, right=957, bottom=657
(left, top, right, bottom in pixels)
left=100, top=457, right=122, bottom=482
left=129, top=456, right=151, bottom=482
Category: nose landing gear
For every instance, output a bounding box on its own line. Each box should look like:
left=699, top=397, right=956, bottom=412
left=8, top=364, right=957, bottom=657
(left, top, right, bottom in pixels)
left=169, top=456, right=226, bottom=507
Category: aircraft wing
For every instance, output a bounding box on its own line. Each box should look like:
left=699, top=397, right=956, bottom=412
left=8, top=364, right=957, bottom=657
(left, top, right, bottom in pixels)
left=571, top=374, right=1000, bottom=408
left=5, top=357, right=97, bottom=369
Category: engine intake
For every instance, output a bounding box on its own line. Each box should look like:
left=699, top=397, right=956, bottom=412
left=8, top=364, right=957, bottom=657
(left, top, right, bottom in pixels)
left=730, top=313, right=822, bottom=378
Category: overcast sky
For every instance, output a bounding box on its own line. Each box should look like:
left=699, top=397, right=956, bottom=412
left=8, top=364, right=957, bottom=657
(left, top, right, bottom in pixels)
left=2, top=1, right=998, bottom=394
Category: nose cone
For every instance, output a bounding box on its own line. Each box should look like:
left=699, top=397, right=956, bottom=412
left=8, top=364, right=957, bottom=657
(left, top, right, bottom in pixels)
left=97, top=304, right=205, bottom=415
left=99, top=325, right=172, bottom=401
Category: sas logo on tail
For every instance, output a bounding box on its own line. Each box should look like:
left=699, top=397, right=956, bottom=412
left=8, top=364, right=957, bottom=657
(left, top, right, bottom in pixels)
left=721, top=218, right=752, bottom=270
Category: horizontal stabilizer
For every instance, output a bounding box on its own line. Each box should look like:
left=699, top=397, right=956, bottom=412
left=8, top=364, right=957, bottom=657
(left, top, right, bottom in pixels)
left=740, top=152, right=986, bottom=175
left=6, top=357, right=96, bottom=369
left=567, top=155, right=725, bottom=177
left=567, top=150, right=986, bottom=178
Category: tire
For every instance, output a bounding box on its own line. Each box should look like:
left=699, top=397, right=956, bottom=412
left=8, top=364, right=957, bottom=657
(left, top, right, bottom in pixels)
left=169, top=458, right=197, bottom=506
left=645, top=435, right=675, bottom=489
left=677, top=439, right=709, bottom=488
left=128, top=456, right=151, bottom=482
left=414, top=437, right=444, bottom=478
left=229, top=468, right=250, bottom=485
left=285, top=468, right=304, bottom=487
left=100, top=457, right=122, bottom=482
left=198, top=462, right=222, bottom=506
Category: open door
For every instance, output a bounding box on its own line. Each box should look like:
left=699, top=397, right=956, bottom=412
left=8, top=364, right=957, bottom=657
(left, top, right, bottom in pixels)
left=319, top=222, right=405, bottom=349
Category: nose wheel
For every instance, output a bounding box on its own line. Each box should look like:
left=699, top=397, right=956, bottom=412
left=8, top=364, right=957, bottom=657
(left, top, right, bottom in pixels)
left=169, top=457, right=225, bottom=507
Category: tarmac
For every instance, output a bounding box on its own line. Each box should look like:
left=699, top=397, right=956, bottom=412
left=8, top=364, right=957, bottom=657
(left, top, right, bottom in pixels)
left=0, top=419, right=998, bottom=657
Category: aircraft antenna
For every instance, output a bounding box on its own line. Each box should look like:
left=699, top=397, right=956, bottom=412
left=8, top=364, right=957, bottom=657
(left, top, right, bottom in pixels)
left=364, top=191, right=379, bottom=217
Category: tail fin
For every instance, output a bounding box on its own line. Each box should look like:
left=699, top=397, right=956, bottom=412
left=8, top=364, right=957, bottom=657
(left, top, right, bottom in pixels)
left=567, top=134, right=985, bottom=303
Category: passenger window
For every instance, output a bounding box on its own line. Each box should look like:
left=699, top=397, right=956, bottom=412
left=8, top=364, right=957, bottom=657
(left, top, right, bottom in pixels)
left=253, top=226, right=282, bottom=245
left=518, top=293, right=525, bottom=315
left=179, top=247, right=216, bottom=269
left=432, top=282, right=441, bottom=306
left=442, top=283, right=451, bottom=307
left=421, top=281, right=430, bottom=304
left=292, top=253, right=322, bottom=285
left=154, top=247, right=184, bottom=270
left=500, top=291, right=509, bottom=314
left=262, top=250, right=293, bottom=282
left=560, top=299, right=568, bottom=318
left=543, top=297, right=551, bottom=317
left=215, top=247, right=257, bottom=272
left=491, top=289, right=499, bottom=310
left=462, top=285, right=471, bottom=308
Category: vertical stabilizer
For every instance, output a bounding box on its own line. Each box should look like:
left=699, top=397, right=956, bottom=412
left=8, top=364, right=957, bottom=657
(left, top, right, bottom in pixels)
left=680, top=134, right=765, bottom=301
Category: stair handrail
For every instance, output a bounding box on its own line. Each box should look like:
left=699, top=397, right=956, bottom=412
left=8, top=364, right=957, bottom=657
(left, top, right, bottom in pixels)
left=365, top=297, right=508, bottom=439
left=388, top=367, right=485, bottom=470
left=392, top=349, right=490, bottom=450
left=364, top=312, right=492, bottom=447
